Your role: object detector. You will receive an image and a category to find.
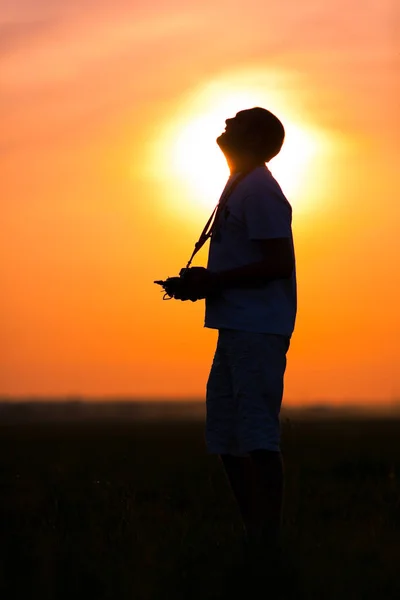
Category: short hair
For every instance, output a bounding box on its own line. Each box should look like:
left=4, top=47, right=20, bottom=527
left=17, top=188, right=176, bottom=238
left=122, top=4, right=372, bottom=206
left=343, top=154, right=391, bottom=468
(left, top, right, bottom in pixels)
left=246, top=107, right=285, bottom=162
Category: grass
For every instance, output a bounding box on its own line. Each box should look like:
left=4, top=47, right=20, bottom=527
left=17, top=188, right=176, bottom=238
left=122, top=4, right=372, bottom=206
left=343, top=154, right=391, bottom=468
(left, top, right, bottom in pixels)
left=1, top=412, right=400, bottom=599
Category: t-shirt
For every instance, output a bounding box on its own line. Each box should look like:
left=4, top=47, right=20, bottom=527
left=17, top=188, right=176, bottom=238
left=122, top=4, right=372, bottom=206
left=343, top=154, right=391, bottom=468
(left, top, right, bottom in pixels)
left=204, top=165, right=297, bottom=336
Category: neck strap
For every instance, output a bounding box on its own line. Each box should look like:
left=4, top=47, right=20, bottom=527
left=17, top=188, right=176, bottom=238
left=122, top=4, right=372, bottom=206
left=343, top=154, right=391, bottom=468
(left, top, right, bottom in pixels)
left=184, top=169, right=252, bottom=270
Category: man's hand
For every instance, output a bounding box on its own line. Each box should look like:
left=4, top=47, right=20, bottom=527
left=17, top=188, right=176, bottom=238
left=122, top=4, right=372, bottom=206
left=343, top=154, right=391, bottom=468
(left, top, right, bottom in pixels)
left=174, top=267, right=220, bottom=302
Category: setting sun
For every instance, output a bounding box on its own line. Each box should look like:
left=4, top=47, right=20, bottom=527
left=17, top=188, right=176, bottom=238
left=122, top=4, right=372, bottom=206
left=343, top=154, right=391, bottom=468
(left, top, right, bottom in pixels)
left=153, top=70, right=333, bottom=220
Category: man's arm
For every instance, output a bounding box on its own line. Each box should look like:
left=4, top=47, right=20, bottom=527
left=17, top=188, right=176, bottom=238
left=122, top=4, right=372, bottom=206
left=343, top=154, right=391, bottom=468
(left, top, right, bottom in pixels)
left=213, top=237, right=294, bottom=289
left=174, top=238, right=294, bottom=300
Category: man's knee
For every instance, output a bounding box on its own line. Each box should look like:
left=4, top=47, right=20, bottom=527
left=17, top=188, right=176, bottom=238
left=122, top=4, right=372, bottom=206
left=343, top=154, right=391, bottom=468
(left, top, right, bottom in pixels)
left=250, top=448, right=282, bottom=467
left=220, top=453, right=251, bottom=470
left=220, top=453, right=241, bottom=465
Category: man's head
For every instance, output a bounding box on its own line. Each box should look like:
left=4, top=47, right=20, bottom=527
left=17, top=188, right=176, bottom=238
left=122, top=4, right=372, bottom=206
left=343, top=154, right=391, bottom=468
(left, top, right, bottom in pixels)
left=217, top=107, right=285, bottom=169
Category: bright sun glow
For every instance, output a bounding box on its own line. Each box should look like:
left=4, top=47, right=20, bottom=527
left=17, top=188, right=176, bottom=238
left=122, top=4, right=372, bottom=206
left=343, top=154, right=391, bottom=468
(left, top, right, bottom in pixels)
left=171, top=115, right=319, bottom=203
left=154, top=69, right=334, bottom=220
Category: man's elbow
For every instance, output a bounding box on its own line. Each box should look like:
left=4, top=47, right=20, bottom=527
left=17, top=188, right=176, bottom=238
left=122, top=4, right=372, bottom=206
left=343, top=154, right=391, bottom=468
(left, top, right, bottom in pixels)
left=256, top=238, right=294, bottom=279
left=260, top=258, right=293, bottom=280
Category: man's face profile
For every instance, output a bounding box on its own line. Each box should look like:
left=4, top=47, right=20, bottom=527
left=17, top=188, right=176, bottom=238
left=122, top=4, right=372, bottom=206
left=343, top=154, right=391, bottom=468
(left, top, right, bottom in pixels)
left=216, top=109, right=257, bottom=155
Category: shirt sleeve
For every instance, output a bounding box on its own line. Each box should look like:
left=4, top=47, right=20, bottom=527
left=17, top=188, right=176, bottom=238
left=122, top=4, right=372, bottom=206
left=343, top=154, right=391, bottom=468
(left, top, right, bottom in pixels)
left=243, top=187, right=292, bottom=240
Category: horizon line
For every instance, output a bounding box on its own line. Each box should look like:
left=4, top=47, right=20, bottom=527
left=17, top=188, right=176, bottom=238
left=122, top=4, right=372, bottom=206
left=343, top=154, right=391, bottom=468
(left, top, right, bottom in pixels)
left=0, top=395, right=399, bottom=407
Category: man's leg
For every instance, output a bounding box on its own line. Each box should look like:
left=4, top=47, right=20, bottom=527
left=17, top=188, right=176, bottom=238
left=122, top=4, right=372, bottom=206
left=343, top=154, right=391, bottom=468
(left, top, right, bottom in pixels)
left=219, top=454, right=254, bottom=537
left=220, top=450, right=283, bottom=547
left=249, top=448, right=284, bottom=548
left=228, top=332, right=288, bottom=549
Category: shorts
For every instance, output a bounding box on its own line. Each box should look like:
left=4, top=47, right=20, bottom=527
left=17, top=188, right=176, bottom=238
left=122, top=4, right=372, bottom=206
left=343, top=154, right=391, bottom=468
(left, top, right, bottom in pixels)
left=205, top=329, right=290, bottom=456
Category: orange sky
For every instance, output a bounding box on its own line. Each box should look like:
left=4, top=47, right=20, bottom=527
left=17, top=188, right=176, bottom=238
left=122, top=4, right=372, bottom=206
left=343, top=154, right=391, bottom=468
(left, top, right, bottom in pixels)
left=1, top=0, right=399, bottom=405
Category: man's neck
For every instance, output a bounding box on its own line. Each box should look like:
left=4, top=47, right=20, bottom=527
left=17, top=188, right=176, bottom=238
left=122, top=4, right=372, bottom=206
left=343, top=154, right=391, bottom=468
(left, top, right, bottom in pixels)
left=228, top=156, right=265, bottom=175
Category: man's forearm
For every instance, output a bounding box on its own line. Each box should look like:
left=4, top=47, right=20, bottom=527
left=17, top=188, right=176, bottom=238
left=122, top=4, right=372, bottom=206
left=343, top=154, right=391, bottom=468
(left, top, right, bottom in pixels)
left=213, top=257, right=293, bottom=289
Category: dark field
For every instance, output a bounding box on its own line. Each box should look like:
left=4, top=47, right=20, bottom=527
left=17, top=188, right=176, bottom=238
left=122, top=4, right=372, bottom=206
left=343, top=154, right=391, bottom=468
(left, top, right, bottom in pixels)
left=1, top=404, right=400, bottom=599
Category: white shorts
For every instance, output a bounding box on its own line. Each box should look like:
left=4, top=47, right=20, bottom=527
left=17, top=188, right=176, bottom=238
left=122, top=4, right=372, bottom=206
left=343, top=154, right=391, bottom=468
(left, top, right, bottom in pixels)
left=205, top=329, right=290, bottom=456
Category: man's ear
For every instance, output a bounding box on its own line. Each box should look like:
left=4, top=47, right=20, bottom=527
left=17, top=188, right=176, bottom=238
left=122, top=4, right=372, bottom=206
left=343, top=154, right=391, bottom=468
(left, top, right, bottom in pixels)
left=247, top=129, right=266, bottom=157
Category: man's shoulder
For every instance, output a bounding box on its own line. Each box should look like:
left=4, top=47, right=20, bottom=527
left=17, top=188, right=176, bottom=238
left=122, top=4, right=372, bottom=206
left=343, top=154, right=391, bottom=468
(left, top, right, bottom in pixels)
left=239, top=166, right=284, bottom=196
left=233, top=166, right=290, bottom=213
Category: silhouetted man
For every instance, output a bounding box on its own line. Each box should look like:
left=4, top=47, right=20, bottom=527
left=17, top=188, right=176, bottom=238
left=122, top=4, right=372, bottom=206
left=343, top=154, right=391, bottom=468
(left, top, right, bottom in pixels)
left=175, top=107, right=296, bottom=557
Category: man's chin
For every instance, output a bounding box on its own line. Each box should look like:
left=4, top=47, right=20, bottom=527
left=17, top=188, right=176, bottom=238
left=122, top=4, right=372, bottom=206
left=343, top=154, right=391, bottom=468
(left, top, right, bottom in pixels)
left=217, top=132, right=230, bottom=150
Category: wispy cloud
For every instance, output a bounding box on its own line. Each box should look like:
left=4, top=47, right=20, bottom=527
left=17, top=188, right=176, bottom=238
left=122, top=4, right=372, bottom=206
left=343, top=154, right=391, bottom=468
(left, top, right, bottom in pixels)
left=0, top=9, right=206, bottom=89
left=0, top=19, right=57, bottom=54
